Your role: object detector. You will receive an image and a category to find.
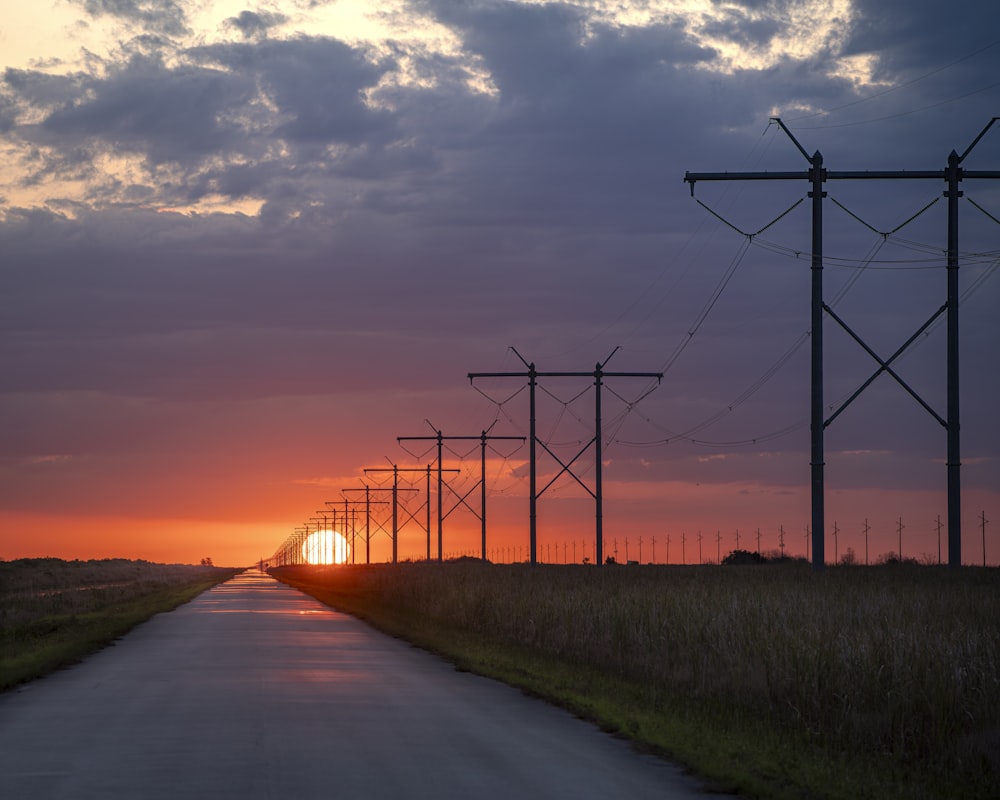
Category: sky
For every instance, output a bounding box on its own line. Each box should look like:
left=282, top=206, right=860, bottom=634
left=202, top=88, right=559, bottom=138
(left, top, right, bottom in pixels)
left=1, top=0, right=998, bottom=567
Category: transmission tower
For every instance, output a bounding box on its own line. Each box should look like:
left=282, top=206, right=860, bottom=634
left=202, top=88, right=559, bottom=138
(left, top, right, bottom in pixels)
left=399, top=421, right=524, bottom=561
left=685, top=117, right=1000, bottom=569
left=469, top=347, right=661, bottom=565
left=359, top=465, right=420, bottom=563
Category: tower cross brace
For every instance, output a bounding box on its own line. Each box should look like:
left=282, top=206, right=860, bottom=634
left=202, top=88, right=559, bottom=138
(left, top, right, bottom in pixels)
left=684, top=116, right=1000, bottom=569
left=398, top=423, right=525, bottom=561
left=469, top=348, right=661, bottom=565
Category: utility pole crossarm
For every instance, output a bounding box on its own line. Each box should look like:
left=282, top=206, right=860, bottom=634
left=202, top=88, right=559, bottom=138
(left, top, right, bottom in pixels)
left=686, top=170, right=808, bottom=184
left=398, top=427, right=523, bottom=562
left=469, top=352, right=662, bottom=565
left=683, top=116, right=1000, bottom=569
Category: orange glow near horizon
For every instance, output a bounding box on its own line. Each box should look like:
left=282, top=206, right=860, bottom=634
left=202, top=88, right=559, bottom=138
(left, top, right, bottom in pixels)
left=302, top=530, right=351, bottom=565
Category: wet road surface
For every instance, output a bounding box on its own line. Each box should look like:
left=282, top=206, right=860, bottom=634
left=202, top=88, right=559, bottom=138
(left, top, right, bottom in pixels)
left=0, top=571, right=729, bottom=799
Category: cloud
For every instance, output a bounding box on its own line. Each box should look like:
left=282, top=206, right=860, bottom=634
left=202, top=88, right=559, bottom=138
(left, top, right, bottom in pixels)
left=27, top=454, right=75, bottom=465
left=78, top=0, right=190, bottom=37
left=224, top=10, right=289, bottom=40
left=0, top=0, right=998, bottom=545
left=40, top=54, right=256, bottom=164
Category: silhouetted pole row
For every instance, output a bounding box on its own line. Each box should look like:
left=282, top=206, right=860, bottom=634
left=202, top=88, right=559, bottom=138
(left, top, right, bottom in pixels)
left=685, top=116, right=1000, bottom=569
left=320, top=504, right=361, bottom=563
left=339, top=488, right=388, bottom=564
left=398, top=421, right=525, bottom=561
left=469, top=347, right=662, bottom=565
left=361, top=465, right=422, bottom=563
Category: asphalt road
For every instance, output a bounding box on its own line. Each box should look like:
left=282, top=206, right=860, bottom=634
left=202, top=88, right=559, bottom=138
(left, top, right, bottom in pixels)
left=0, top=571, right=728, bottom=799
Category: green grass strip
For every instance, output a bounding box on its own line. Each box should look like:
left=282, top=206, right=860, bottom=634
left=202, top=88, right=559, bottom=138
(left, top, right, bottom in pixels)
left=275, top=568, right=984, bottom=800
left=1, top=576, right=233, bottom=691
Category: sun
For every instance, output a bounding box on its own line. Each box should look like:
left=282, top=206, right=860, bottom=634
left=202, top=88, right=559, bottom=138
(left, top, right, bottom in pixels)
left=302, top=529, right=351, bottom=565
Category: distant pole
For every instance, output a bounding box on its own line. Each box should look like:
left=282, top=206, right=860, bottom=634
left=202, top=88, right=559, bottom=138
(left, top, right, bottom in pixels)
left=681, top=532, right=686, bottom=565
left=832, top=521, right=839, bottom=564
left=685, top=117, right=1000, bottom=570
left=470, top=348, right=660, bottom=565
left=897, top=516, right=905, bottom=561
left=716, top=530, right=721, bottom=563
left=357, top=469, right=420, bottom=562
left=400, top=424, right=522, bottom=562
left=756, top=527, right=761, bottom=555
left=779, top=525, right=786, bottom=559
left=436, top=432, right=443, bottom=560
left=697, top=532, right=702, bottom=564
left=394, top=465, right=400, bottom=563
left=481, top=431, right=487, bottom=560
left=339, top=488, right=390, bottom=562
left=596, top=362, right=605, bottom=565
left=864, top=518, right=870, bottom=565
left=982, top=510, right=989, bottom=567
left=936, top=514, right=943, bottom=565
left=804, top=525, right=810, bottom=561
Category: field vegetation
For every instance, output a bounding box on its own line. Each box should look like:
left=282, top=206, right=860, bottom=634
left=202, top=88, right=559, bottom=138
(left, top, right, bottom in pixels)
left=273, top=561, right=1000, bottom=800
left=1, top=557, right=239, bottom=690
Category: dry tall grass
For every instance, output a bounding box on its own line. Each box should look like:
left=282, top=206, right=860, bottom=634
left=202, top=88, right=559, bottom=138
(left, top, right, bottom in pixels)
left=284, top=561, right=1000, bottom=793
left=1, top=558, right=238, bottom=689
left=0, top=558, right=226, bottom=629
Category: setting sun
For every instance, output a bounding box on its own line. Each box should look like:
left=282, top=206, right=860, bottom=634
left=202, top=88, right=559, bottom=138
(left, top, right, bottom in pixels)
left=302, top=530, right=351, bottom=565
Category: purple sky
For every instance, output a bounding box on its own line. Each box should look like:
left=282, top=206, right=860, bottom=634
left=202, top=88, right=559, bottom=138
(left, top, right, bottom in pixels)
left=1, top=0, right=998, bottom=565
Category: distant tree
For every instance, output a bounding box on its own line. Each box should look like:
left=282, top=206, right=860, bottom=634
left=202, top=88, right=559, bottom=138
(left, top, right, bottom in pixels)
left=876, top=552, right=919, bottom=566
left=200, top=557, right=214, bottom=567
left=839, top=547, right=858, bottom=566
left=722, top=549, right=765, bottom=565
left=605, top=556, right=617, bottom=565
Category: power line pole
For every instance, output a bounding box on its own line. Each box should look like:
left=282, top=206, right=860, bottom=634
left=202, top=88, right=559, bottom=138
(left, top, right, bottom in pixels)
left=469, top=348, right=661, bottom=564
left=359, top=466, right=420, bottom=563
left=399, top=422, right=524, bottom=561
left=318, top=502, right=363, bottom=563
left=982, top=510, right=989, bottom=567
left=685, top=117, right=1000, bottom=569
left=337, top=489, right=388, bottom=564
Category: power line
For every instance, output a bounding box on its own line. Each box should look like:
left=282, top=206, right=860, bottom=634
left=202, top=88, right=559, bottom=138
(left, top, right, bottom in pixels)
left=683, top=115, right=1000, bottom=569
left=786, top=39, right=1000, bottom=124
left=469, top=347, right=661, bottom=565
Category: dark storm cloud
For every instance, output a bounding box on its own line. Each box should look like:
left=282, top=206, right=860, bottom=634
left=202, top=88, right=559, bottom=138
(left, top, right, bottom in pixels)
left=1, top=35, right=404, bottom=209
left=1, top=0, right=998, bottom=509
left=697, top=9, right=781, bottom=52
left=40, top=53, right=256, bottom=164
left=191, top=36, right=395, bottom=147
left=394, top=3, right=717, bottom=238
left=3, top=68, right=84, bottom=113
left=224, top=10, right=289, bottom=39
left=79, top=0, right=190, bottom=37
left=846, top=0, right=997, bottom=72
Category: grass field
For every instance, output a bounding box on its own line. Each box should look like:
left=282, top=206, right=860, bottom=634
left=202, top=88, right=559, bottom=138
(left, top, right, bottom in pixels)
left=273, top=561, right=1000, bottom=800
left=1, top=557, right=239, bottom=690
